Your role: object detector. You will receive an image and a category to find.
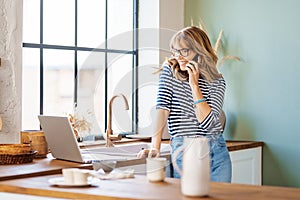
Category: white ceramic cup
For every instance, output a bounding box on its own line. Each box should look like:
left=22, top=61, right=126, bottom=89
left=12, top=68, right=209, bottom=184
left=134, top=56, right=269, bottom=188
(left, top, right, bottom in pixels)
left=146, top=157, right=167, bottom=182
left=62, top=168, right=78, bottom=184
left=73, top=169, right=91, bottom=185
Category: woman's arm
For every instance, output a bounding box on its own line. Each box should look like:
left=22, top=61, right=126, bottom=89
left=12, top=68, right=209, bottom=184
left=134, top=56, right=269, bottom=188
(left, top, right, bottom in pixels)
left=190, top=85, right=212, bottom=122
left=137, top=108, right=169, bottom=158
left=137, top=65, right=172, bottom=158
left=186, top=62, right=212, bottom=122
left=151, top=109, right=169, bottom=150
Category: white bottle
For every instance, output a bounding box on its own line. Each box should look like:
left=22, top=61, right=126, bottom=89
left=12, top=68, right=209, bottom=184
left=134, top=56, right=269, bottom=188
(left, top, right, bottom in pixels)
left=172, top=137, right=210, bottom=196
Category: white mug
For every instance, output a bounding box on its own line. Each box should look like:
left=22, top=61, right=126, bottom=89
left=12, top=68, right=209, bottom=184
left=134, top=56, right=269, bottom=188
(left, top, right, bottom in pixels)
left=62, top=168, right=91, bottom=185
left=62, top=168, right=77, bottom=184
left=73, top=169, right=90, bottom=185
left=146, top=157, right=167, bottom=182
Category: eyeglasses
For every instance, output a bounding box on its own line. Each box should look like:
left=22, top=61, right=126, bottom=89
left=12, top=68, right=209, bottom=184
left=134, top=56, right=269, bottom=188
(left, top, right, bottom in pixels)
left=171, top=48, right=190, bottom=57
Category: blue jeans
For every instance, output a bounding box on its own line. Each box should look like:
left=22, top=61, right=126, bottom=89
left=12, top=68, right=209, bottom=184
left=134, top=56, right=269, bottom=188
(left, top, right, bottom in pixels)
left=170, top=134, right=232, bottom=182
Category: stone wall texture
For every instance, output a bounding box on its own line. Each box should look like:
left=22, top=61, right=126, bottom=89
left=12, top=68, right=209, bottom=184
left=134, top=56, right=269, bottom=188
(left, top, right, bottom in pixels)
left=0, top=0, right=22, bottom=143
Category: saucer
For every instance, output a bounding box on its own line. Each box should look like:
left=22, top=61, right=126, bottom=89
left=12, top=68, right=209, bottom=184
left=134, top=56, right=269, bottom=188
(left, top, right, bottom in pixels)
left=48, top=177, right=99, bottom=187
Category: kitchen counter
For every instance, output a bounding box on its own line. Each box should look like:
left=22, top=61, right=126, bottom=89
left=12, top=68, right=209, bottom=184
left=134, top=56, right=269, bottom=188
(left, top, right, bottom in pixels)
left=0, top=140, right=263, bottom=182
left=0, top=154, right=92, bottom=181
left=162, top=139, right=264, bottom=152
left=80, top=138, right=264, bottom=152
left=79, top=138, right=264, bottom=152
left=0, top=174, right=299, bottom=200
left=225, top=140, right=264, bottom=151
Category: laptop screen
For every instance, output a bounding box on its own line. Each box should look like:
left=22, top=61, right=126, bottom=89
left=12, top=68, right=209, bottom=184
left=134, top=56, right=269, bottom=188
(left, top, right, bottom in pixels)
left=38, top=115, right=84, bottom=163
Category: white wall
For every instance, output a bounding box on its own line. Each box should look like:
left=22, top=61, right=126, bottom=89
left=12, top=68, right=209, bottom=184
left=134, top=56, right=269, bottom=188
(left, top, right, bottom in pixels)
left=0, top=0, right=23, bottom=143
left=186, top=0, right=300, bottom=187
left=137, top=0, right=184, bottom=138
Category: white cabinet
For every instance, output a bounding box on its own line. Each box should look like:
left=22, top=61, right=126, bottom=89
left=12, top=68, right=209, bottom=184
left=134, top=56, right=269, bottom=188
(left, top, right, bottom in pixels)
left=229, top=147, right=262, bottom=185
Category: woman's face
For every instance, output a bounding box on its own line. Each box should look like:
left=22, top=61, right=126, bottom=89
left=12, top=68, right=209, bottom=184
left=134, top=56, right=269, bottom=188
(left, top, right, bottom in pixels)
left=171, top=43, right=197, bottom=71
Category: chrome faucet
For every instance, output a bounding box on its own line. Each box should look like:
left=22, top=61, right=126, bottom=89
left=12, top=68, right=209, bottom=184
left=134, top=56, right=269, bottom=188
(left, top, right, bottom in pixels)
left=106, top=94, right=129, bottom=147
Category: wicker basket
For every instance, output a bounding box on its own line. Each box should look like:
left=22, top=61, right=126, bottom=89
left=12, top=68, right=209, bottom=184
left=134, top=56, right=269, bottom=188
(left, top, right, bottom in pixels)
left=0, top=144, right=31, bottom=153
left=20, top=131, right=49, bottom=158
left=0, top=144, right=36, bottom=165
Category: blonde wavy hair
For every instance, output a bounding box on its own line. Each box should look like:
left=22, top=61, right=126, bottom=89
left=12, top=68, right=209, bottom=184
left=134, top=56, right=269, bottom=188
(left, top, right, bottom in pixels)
left=167, top=26, right=222, bottom=83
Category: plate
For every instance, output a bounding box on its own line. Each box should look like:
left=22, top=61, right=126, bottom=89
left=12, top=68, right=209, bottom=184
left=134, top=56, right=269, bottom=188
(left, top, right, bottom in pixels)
left=125, top=134, right=151, bottom=139
left=48, top=177, right=99, bottom=187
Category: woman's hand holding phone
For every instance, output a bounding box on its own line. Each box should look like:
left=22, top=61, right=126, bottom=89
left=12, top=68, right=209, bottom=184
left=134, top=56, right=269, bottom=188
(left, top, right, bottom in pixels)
left=186, top=55, right=200, bottom=87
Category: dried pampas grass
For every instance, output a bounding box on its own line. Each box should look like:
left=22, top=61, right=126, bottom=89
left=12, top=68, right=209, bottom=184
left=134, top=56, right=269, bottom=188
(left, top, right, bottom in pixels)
left=217, top=55, right=241, bottom=67
left=194, top=18, right=241, bottom=68
left=68, top=106, right=92, bottom=140
left=214, top=29, right=224, bottom=54
left=69, top=114, right=92, bottom=133
left=191, top=18, right=209, bottom=35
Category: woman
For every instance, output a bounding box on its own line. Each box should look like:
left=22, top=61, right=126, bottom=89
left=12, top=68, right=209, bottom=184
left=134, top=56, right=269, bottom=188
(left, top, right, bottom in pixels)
left=138, top=26, right=232, bottom=182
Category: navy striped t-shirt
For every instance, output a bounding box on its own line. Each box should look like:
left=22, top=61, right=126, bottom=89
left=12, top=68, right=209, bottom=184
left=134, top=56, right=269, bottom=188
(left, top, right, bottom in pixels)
left=156, top=64, right=225, bottom=137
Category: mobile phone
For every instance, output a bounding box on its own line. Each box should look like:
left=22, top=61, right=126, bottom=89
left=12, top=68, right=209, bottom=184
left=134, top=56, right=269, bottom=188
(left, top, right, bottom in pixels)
left=191, top=54, right=199, bottom=62
left=174, top=54, right=199, bottom=79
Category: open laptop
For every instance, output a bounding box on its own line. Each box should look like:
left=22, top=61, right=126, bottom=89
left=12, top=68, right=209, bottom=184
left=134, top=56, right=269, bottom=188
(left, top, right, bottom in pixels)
left=38, top=115, right=127, bottom=163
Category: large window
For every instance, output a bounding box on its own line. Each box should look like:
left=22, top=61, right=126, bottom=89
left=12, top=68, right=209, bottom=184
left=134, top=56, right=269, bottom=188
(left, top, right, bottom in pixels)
left=22, top=0, right=138, bottom=139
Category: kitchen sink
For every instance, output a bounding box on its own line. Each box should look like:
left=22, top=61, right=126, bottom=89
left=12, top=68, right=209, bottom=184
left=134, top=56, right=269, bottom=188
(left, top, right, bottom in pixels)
left=82, top=142, right=171, bottom=173
left=82, top=142, right=170, bottom=157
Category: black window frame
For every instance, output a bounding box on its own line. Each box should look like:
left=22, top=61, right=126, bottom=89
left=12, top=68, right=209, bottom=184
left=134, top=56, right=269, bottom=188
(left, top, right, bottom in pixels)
left=22, top=0, right=139, bottom=134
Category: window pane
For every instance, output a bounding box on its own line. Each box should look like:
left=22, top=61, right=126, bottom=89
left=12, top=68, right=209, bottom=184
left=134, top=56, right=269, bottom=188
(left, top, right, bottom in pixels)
left=22, top=0, right=136, bottom=137
left=22, top=48, right=40, bottom=130
left=137, top=50, right=160, bottom=135
left=77, top=51, right=105, bottom=135
left=43, top=50, right=74, bottom=116
left=107, top=53, right=133, bottom=133
left=107, top=0, right=133, bottom=50
left=43, top=0, right=75, bottom=46
left=23, top=0, right=40, bottom=43
left=78, top=0, right=106, bottom=48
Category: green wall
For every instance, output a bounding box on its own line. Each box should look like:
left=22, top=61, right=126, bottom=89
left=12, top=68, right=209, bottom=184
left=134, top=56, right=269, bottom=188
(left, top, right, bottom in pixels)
left=185, top=0, right=300, bottom=187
